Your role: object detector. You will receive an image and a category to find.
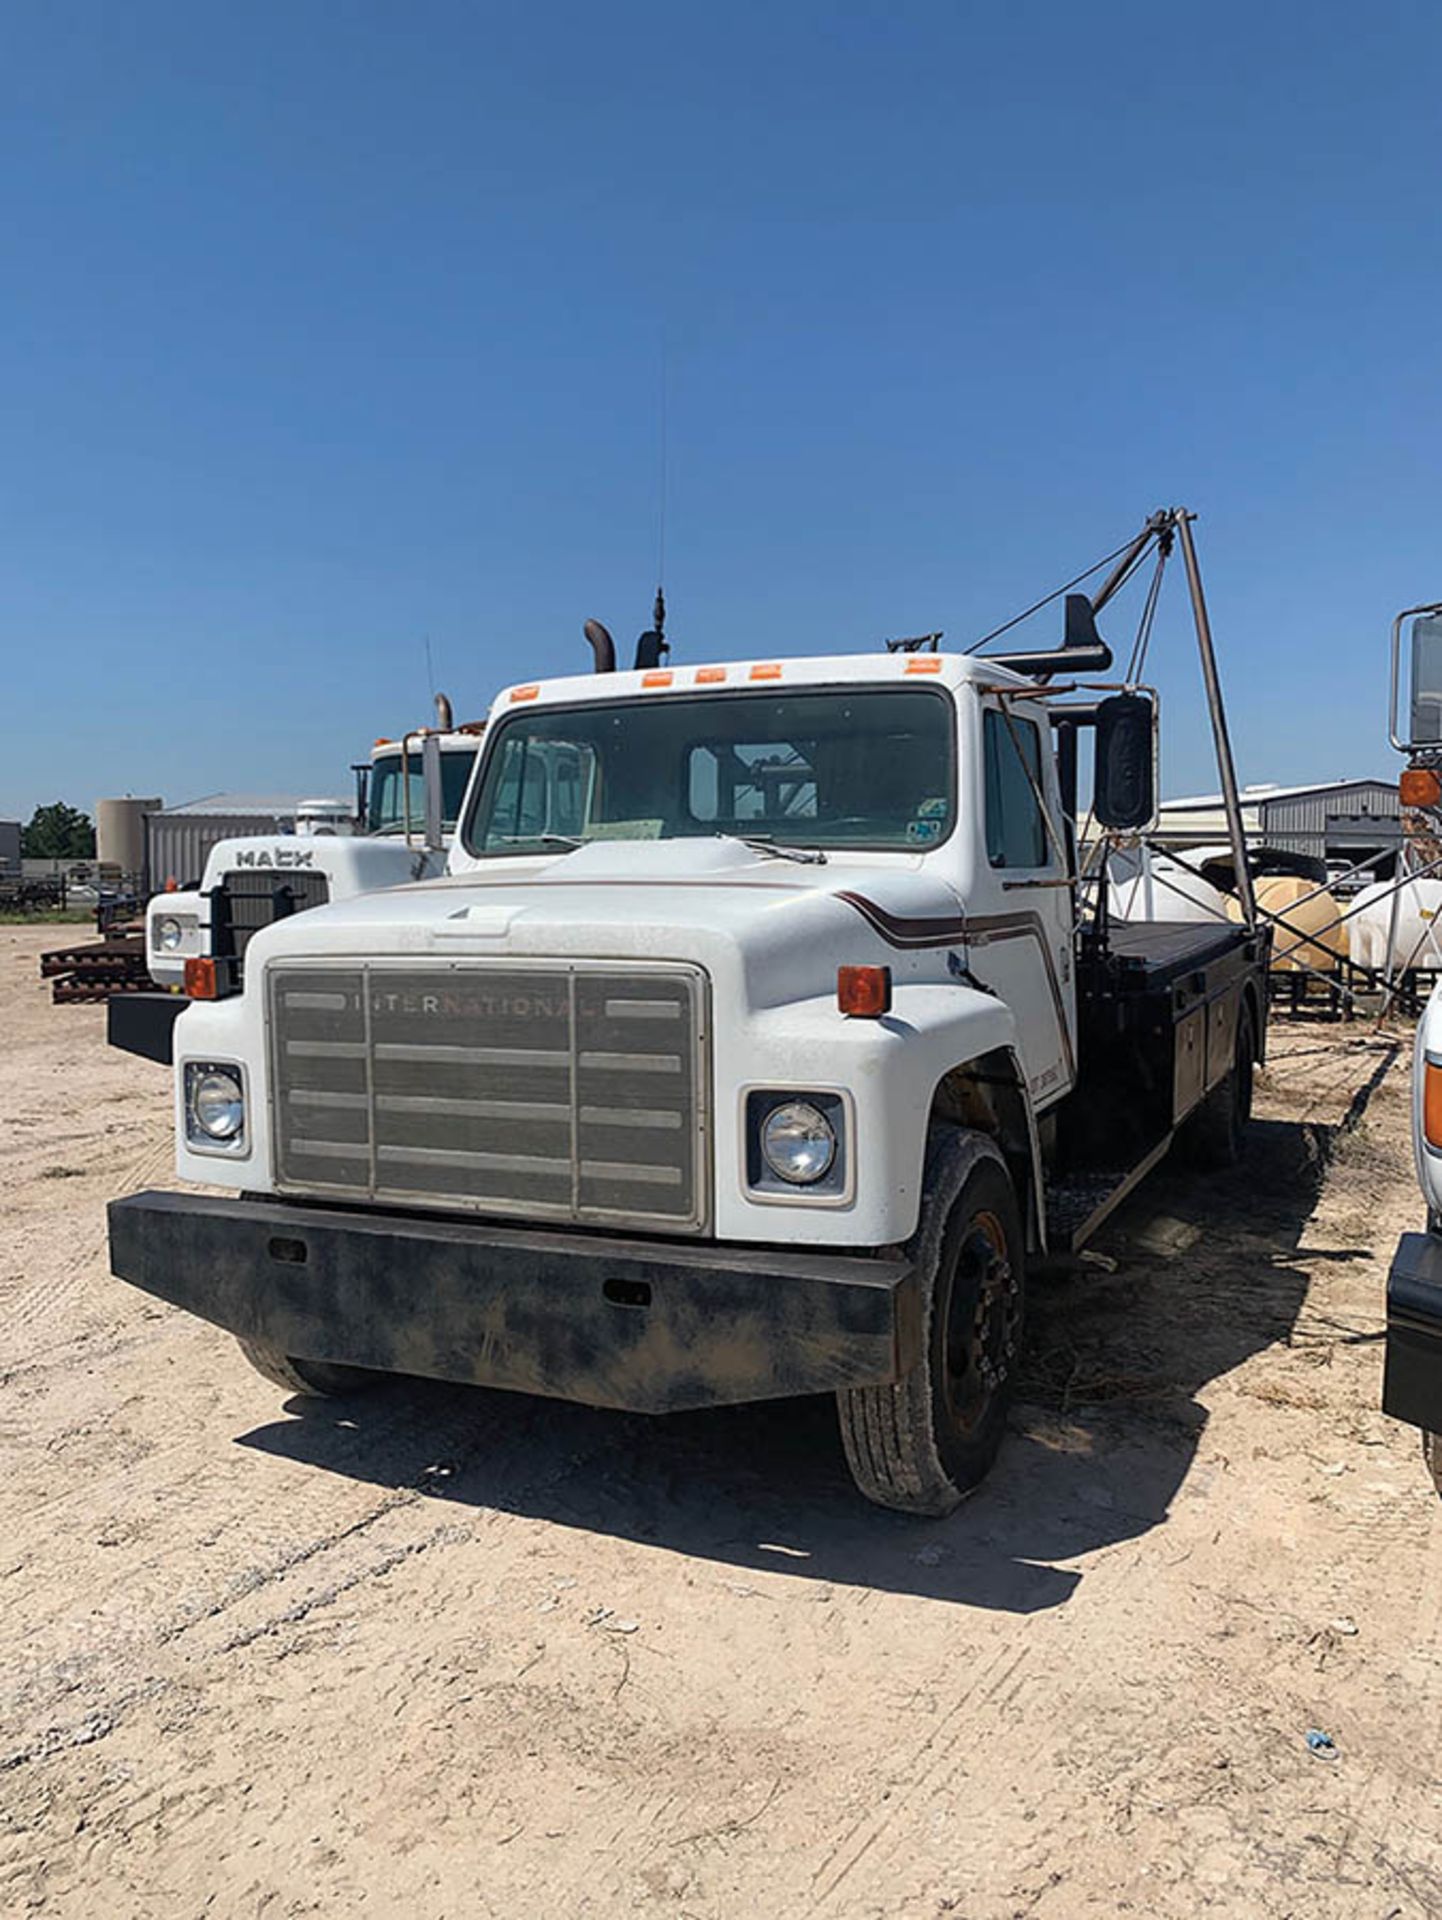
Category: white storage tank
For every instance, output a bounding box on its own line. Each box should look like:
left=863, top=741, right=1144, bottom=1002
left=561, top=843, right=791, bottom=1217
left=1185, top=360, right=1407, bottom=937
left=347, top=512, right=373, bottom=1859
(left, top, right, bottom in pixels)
left=1348, top=877, right=1442, bottom=972
left=96, top=797, right=162, bottom=884
left=1107, top=846, right=1234, bottom=925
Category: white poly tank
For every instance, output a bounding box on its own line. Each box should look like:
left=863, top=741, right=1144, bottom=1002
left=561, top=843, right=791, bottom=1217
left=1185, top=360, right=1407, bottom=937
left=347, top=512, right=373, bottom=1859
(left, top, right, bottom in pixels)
left=1108, top=847, right=1234, bottom=925
left=1348, top=877, right=1442, bottom=972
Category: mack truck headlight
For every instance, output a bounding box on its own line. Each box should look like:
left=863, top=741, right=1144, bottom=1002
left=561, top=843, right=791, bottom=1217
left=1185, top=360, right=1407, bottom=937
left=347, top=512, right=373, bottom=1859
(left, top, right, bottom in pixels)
left=185, top=1063, right=246, bottom=1147
left=154, top=913, right=196, bottom=953
left=761, top=1100, right=837, bottom=1184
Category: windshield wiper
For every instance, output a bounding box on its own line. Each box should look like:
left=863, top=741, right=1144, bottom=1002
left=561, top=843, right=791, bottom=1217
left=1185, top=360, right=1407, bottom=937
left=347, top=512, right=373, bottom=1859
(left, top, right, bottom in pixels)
left=725, top=834, right=827, bottom=867
left=491, top=833, right=583, bottom=851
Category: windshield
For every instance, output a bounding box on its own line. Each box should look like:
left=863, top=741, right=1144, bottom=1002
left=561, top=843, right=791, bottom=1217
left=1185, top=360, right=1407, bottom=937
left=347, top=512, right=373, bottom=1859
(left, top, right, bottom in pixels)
left=465, top=688, right=955, bottom=856
left=368, top=748, right=477, bottom=836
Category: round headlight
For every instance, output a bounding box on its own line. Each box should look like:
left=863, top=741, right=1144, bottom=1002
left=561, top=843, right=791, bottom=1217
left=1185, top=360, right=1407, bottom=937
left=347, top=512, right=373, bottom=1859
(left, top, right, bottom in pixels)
left=761, top=1100, right=836, bottom=1184
left=156, top=915, right=183, bottom=952
left=192, top=1068, right=244, bottom=1140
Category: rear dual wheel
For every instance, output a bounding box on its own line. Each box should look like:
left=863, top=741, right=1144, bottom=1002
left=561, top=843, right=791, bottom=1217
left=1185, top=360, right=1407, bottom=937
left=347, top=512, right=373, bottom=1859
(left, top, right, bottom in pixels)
left=1184, top=999, right=1256, bottom=1168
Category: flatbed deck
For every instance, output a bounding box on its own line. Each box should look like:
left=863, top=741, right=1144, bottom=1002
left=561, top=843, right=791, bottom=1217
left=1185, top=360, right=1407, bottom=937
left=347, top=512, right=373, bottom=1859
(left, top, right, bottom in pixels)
left=1101, top=918, right=1252, bottom=984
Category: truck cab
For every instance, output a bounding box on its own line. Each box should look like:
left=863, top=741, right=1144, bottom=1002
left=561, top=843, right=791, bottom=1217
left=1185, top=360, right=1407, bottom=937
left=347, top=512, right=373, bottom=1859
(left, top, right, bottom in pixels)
left=123, top=728, right=485, bottom=1062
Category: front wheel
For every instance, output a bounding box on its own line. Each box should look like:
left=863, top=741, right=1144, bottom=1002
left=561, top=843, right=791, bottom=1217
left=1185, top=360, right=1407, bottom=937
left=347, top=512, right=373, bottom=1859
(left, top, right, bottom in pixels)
left=236, top=1339, right=380, bottom=1399
left=837, top=1129, right=1024, bottom=1516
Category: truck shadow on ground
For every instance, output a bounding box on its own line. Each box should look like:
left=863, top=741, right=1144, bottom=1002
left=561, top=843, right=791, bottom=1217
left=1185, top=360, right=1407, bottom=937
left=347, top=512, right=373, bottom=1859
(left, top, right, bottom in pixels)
left=238, top=1107, right=1367, bottom=1615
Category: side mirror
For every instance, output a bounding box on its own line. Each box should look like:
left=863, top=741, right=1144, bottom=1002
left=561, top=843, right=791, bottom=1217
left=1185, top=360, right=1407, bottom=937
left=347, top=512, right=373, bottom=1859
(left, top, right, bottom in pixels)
left=1412, top=614, right=1442, bottom=745
left=1093, top=691, right=1157, bottom=832
left=422, top=733, right=445, bottom=851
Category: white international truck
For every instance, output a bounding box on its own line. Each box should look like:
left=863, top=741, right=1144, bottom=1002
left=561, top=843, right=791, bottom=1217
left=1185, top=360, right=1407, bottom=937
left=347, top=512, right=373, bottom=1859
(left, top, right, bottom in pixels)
left=112, top=715, right=485, bottom=1065
left=109, top=511, right=1272, bottom=1514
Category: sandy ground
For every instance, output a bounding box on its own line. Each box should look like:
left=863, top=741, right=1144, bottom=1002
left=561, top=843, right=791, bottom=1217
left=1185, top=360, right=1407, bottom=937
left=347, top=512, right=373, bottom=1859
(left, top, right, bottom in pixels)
left=2, top=921, right=1441, bottom=1919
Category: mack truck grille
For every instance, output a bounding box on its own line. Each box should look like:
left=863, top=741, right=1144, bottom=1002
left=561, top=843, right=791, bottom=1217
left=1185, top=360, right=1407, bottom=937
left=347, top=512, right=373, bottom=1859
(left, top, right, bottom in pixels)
left=213, top=872, right=332, bottom=975
left=268, top=963, right=708, bottom=1232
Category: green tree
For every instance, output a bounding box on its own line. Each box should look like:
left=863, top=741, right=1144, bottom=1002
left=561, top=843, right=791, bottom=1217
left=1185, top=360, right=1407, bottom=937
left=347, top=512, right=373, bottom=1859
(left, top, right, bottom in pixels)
left=21, top=802, right=96, bottom=860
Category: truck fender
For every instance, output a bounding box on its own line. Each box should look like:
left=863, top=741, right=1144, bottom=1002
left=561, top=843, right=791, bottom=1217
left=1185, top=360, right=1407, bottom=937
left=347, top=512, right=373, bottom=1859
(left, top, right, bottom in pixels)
left=928, top=1044, right=1046, bottom=1255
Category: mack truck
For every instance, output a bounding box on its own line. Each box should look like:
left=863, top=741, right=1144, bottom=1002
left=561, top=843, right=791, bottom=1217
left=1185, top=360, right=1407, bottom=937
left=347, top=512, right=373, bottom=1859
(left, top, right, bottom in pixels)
left=112, top=707, right=485, bottom=1066
left=109, top=510, right=1272, bottom=1514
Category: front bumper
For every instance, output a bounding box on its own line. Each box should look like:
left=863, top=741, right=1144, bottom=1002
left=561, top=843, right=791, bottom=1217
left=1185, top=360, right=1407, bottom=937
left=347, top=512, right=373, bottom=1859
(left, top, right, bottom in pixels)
left=1383, top=1230, right=1442, bottom=1433
left=107, top=991, right=185, bottom=1065
left=109, top=1191, right=921, bottom=1414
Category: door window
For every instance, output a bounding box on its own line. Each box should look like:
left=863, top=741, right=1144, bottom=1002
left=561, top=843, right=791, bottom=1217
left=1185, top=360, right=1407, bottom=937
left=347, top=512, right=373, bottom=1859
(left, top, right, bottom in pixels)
left=983, top=710, right=1049, bottom=869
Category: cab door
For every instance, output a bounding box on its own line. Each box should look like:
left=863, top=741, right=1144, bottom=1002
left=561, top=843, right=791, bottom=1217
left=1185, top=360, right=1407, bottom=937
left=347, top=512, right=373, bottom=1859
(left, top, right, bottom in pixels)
left=968, top=700, right=1076, bottom=1109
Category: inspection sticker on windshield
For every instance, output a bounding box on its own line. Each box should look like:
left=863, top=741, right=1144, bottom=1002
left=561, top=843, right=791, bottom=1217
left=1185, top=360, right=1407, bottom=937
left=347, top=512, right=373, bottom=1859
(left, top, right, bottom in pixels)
left=580, top=820, right=664, bottom=841
left=907, top=819, right=942, bottom=845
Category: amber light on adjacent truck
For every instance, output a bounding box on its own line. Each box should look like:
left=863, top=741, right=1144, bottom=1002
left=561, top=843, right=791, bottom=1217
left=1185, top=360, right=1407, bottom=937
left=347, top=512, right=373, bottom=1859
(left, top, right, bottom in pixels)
left=837, top=965, right=892, bottom=1018
left=1401, top=768, right=1442, bottom=808
left=184, top=957, right=218, bottom=999
left=1424, top=1060, right=1442, bottom=1152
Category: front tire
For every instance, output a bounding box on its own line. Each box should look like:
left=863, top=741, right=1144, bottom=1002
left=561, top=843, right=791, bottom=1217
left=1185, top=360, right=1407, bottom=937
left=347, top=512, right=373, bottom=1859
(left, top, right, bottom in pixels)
left=236, top=1339, right=379, bottom=1399
left=837, top=1128, right=1024, bottom=1516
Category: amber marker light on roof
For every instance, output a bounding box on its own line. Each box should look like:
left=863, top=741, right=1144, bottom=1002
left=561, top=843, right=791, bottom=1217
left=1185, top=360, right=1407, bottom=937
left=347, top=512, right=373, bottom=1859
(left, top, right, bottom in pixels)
left=1401, top=767, right=1442, bottom=808
left=510, top=685, right=540, bottom=703
left=837, top=965, right=892, bottom=1018
left=905, top=657, right=944, bottom=674
left=184, top=957, right=218, bottom=1000
left=641, top=670, right=674, bottom=689
left=750, top=663, right=783, bottom=681
left=695, top=667, right=727, bottom=684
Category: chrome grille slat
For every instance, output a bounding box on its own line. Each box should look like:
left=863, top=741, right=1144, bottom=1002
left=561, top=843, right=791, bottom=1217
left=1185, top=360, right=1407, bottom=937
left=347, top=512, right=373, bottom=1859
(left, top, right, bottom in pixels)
left=269, top=962, right=706, bottom=1230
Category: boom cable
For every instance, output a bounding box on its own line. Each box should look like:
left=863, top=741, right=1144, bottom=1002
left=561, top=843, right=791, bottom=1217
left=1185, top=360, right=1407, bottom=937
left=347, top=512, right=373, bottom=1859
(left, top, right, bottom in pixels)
left=963, top=533, right=1143, bottom=654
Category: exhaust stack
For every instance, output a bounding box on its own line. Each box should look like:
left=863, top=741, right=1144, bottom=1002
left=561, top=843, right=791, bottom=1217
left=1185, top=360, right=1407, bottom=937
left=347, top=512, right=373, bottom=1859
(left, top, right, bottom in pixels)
left=584, top=619, right=617, bottom=674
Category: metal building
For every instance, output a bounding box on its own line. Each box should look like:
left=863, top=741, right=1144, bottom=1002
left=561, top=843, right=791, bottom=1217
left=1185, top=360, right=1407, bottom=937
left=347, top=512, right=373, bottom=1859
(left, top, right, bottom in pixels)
left=1155, top=779, right=1402, bottom=876
left=145, top=793, right=308, bottom=893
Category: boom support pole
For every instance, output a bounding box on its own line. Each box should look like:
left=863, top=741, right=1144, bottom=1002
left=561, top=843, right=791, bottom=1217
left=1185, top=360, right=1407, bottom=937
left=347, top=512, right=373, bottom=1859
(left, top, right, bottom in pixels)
left=1174, top=510, right=1257, bottom=930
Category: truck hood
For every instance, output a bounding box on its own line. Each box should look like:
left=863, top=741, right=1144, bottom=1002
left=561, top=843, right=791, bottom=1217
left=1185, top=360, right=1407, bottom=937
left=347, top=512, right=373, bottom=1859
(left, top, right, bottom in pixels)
left=241, top=837, right=968, bottom=1005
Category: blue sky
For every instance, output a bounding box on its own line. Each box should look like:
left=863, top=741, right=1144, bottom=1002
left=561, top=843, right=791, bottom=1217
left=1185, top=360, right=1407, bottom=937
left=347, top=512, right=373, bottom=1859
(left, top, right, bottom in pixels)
left=2, top=1, right=1439, bottom=820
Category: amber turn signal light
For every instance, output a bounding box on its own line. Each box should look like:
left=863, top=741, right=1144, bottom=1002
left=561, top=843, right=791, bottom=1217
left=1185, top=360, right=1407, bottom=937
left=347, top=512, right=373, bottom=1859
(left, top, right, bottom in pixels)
left=838, top=964, right=892, bottom=1018
left=1424, top=1061, right=1442, bottom=1152
left=1401, top=767, right=1442, bottom=809
left=184, top=956, right=218, bottom=1000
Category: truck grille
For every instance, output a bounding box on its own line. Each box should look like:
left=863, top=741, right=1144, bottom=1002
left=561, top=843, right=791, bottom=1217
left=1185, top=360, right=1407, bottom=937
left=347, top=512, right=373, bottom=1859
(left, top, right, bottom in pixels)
left=213, top=871, right=331, bottom=975
left=267, top=962, right=707, bottom=1232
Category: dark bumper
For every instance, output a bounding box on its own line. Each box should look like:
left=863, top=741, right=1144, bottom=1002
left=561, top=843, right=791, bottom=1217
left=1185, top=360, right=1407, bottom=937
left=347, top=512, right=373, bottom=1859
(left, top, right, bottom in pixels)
left=107, top=992, right=184, bottom=1065
left=108, top=1190, right=921, bottom=1414
left=1383, top=1231, right=1442, bottom=1432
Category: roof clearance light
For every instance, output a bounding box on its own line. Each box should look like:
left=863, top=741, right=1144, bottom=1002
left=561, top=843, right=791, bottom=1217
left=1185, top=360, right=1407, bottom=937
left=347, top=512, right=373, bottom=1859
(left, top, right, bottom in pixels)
left=837, top=964, right=892, bottom=1018
left=642, top=670, right=674, bottom=689
left=750, top=663, right=783, bottom=681
left=510, top=685, right=541, bottom=703
left=184, top=957, right=219, bottom=1000
left=1401, top=768, right=1442, bottom=808
left=1426, top=1060, right=1442, bottom=1152
left=695, top=667, right=726, bottom=684
left=905, top=657, right=943, bottom=675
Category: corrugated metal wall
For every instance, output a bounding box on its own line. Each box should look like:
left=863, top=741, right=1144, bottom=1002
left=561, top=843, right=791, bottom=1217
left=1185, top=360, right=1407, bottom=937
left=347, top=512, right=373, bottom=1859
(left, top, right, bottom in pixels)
left=146, top=810, right=297, bottom=892
left=1262, top=784, right=1401, bottom=861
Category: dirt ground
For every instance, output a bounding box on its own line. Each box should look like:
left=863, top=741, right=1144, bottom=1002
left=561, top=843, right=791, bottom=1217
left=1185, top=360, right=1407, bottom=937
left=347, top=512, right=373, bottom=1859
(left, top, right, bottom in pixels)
left=2, top=923, right=1441, bottom=1919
